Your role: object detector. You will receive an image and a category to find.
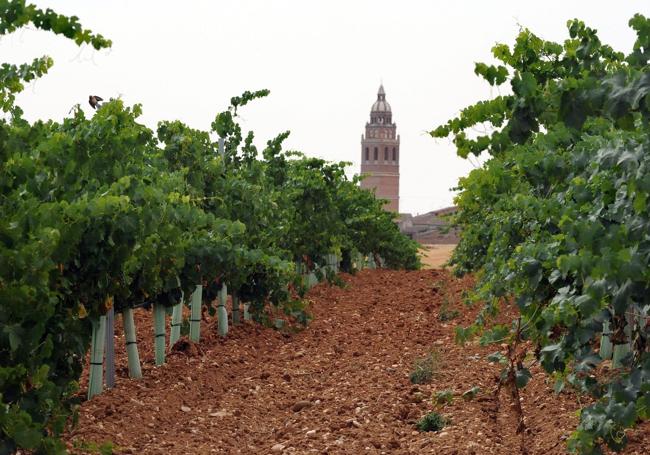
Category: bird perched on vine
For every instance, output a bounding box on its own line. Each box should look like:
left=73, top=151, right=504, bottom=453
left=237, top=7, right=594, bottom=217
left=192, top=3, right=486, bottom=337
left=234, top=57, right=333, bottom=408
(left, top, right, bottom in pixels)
left=88, top=95, right=103, bottom=109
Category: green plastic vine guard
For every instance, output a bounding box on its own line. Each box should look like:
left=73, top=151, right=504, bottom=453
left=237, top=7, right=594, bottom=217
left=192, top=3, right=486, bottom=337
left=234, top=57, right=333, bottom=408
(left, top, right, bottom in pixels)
left=356, top=252, right=364, bottom=270
left=326, top=253, right=338, bottom=274
left=296, top=260, right=306, bottom=289
left=122, top=307, right=142, bottom=379
left=307, top=271, right=318, bottom=288
left=169, top=304, right=182, bottom=347
left=105, top=307, right=115, bottom=388
left=232, top=293, right=241, bottom=325
left=600, top=321, right=613, bottom=360
left=169, top=299, right=183, bottom=348
left=190, top=285, right=202, bottom=342
left=612, top=343, right=631, bottom=368
left=87, top=315, right=107, bottom=399
left=612, top=322, right=632, bottom=368
left=217, top=284, right=228, bottom=337
left=153, top=303, right=166, bottom=366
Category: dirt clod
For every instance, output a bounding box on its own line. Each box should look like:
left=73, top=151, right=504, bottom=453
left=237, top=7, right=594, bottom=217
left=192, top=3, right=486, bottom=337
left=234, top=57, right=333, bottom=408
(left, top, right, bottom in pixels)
left=291, top=400, right=312, bottom=412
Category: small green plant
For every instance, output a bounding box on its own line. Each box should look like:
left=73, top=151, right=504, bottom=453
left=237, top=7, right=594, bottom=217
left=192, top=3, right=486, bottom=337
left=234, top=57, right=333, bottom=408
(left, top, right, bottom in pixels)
left=73, top=440, right=115, bottom=455
left=462, top=386, right=480, bottom=401
left=331, top=274, right=348, bottom=289
left=431, top=279, right=445, bottom=292
left=180, top=316, right=190, bottom=337
left=437, top=285, right=459, bottom=321
left=438, top=310, right=459, bottom=321
left=409, top=350, right=441, bottom=384
left=416, top=411, right=447, bottom=432
left=434, top=389, right=454, bottom=406
left=438, top=305, right=459, bottom=322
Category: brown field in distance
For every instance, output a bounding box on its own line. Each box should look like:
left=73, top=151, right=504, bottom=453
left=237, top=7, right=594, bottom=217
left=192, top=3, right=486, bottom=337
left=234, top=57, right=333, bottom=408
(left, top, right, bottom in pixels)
left=419, top=243, right=456, bottom=269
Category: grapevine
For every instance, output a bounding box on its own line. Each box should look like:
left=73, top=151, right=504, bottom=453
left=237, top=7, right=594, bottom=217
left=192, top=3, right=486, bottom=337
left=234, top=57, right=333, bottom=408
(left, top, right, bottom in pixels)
left=432, top=14, right=650, bottom=453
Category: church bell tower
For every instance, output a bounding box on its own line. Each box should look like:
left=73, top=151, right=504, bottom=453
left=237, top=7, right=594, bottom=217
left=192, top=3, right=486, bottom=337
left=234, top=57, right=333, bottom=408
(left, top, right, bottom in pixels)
left=360, top=84, right=400, bottom=212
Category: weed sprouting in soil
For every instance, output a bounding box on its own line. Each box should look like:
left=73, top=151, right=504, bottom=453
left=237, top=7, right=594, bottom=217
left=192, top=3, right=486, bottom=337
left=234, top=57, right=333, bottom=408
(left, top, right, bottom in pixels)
left=431, top=279, right=444, bottom=293
left=438, top=296, right=460, bottom=321
left=416, top=411, right=448, bottom=432
left=72, top=440, right=116, bottom=455
left=409, top=349, right=442, bottom=384
left=434, top=389, right=454, bottom=406
left=433, top=279, right=459, bottom=321
left=462, top=386, right=480, bottom=401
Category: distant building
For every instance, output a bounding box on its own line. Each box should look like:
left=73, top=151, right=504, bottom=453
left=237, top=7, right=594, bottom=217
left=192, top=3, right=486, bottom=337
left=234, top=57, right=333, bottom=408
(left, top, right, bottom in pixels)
left=398, top=206, right=459, bottom=244
left=360, top=84, right=400, bottom=212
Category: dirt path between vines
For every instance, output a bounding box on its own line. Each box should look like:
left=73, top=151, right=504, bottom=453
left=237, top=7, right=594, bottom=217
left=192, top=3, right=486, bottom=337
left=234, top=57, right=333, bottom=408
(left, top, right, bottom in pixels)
left=67, top=270, right=649, bottom=454
left=419, top=244, right=456, bottom=269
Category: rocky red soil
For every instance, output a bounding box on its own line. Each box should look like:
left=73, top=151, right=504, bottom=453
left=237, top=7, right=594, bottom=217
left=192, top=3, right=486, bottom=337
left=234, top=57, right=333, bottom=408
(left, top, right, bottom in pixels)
left=66, top=270, right=649, bottom=454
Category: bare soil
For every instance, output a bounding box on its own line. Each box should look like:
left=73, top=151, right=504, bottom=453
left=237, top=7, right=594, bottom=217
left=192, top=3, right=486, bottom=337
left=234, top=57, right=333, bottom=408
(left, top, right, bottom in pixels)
left=66, top=270, right=649, bottom=454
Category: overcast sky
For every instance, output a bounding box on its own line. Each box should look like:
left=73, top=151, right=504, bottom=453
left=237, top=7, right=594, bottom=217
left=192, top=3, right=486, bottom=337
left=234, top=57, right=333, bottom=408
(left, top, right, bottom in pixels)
left=2, top=1, right=646, bottom=214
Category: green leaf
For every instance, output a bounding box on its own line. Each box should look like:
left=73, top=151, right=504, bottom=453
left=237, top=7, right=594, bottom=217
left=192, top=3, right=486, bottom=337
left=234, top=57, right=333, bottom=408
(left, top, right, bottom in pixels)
left=12, top=421, right=43, bottom=450
left=4, top=325, right=22, bottom=352
left=479, top=325, right=510, bottom=345
left=486, top=351, right=507, bottom=364
left=515, top=367, right=532, bottom=388
left=519, top=72, right=538, bottom=98
left=633, top=191, right=647, bottom=214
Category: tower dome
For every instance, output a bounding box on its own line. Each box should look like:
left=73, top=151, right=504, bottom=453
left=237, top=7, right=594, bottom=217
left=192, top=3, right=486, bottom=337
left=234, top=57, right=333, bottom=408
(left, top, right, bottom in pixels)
left=371, top=84, right=391, bottom=112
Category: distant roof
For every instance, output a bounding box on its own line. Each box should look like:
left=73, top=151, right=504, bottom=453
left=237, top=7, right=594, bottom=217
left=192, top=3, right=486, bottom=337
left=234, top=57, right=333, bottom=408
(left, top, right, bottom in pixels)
left=429, top=206, right=457, bottom=216
left=404, top=206, right=458, bottom=224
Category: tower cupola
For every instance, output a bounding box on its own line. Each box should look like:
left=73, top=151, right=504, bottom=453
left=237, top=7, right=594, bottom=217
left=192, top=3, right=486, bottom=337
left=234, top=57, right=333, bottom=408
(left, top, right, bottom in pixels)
left=370, top=84, right=392, bottom=124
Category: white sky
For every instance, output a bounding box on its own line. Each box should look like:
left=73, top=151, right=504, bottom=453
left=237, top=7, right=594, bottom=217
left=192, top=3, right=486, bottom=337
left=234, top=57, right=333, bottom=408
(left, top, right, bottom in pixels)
left=2, top=1, right=646, bottom=214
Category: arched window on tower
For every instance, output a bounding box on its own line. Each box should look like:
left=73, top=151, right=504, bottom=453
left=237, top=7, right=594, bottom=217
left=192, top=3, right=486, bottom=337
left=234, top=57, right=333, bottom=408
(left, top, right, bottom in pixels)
left=373, top=147, right=378, bottom=161
left=384, top=147, right=388, bottom=161
left=392, top=147, right=397, bottom=161
left=365, top=147, right=369, bottom=161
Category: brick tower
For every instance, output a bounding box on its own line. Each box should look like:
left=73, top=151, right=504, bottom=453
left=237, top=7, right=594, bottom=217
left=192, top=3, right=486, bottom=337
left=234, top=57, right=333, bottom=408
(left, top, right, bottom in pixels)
left=360, top=84, right=400, bottom=212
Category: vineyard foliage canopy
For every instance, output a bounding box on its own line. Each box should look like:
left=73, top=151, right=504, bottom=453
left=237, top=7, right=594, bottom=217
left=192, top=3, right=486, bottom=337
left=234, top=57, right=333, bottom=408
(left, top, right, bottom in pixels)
left=0, top=1, right=420, bottom=453
left=431, top=14, right=650, bottom=454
